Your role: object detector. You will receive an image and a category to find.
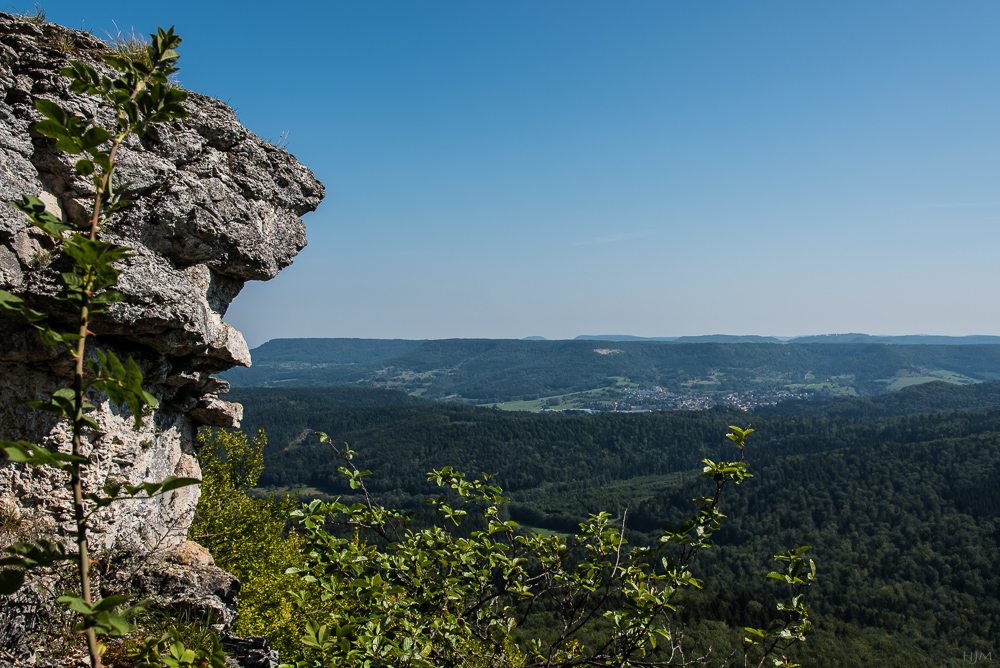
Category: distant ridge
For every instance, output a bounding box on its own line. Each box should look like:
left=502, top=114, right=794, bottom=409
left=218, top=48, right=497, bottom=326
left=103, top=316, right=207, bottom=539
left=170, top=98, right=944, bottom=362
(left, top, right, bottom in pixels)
left=788, top=333, right=1000, bottom=345
left=672, top=335, right=783, bottom=344
left=240, top=337, right=426, bottom=364
left=574, top=335, right=677, bottom=342
left=574, top=333, right=1000, bottom=345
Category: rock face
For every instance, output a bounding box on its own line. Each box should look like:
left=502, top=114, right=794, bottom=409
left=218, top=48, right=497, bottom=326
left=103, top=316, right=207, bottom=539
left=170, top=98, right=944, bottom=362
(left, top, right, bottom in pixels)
left=0, top=13, right=323, bottom=554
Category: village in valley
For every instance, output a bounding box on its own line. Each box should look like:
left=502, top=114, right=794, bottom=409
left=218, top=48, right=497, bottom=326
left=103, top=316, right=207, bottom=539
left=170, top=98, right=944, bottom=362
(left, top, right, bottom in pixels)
left=568, top=386, right=814, bottom=413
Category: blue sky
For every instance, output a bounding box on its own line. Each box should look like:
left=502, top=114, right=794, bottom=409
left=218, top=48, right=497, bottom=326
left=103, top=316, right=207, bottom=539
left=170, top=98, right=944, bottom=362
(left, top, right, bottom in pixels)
left=39, top=1, right=1000, bottom=346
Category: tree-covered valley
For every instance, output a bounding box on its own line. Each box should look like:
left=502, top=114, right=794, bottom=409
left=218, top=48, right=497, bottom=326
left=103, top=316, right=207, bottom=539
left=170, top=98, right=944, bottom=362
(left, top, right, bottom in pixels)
left=229, top=379, right=1000, bottom=666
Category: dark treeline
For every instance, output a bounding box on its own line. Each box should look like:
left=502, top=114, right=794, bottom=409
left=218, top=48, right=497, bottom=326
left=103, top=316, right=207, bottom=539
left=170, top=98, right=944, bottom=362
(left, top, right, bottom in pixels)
left=230, top=383, right=1000, bottom=666
left=758, top=378, right=1000, bottom=418
left=235, top=338, right=426, bottom=365
left=232, top=382, right=1000, bottom=499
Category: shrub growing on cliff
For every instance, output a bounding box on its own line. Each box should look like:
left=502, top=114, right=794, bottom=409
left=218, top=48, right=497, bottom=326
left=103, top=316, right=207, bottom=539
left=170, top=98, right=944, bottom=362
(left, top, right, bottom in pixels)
left=0, top=25, right=202, bottom=667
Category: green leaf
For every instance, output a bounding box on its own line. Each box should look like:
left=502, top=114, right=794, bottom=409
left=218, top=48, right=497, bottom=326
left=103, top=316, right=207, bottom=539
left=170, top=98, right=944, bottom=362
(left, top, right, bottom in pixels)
left=53, top=388, right=75, bottom=402
left=34, top=99, right=67, bottom=122
left=0, top=290, right=25, bottom=312
left=54, top=137, right=83, bottom=154
left=124, top=356, right=143, bottom=390
left=4, top=539, right=70, bottom=568
left=0, top=440, right=88, bottom=468
left=10, top=195, right=73, bottom=238
left=158, top=476, right=201, bottom=494
left=79, top=127, right=111, bottom=150
left=91, top=290, right=123, bottom=305
left=33, top=119, right=70, bottom=140
left=100, top=54, right=131, bottom=72
left=141, top=390, right=159, bottom=408
left=91, top=594, right=132, bottom=612
left=74, top=158, right=95, bottom=176
left=0, top=569, right=25, bottom=596
left=94, top=610, right=134, bottom=636
left=20, top=400, right=65, bottom=417
left=123, top=476, right=200, bottom=498
left=58, top=594, right=94, bottom=615
left=106, top=351, right=127, bottom=380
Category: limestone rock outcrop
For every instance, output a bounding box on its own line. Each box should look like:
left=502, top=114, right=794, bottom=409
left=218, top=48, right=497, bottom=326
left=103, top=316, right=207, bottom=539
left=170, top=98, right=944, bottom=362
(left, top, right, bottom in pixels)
left=0, top=11, right=323, bottom=554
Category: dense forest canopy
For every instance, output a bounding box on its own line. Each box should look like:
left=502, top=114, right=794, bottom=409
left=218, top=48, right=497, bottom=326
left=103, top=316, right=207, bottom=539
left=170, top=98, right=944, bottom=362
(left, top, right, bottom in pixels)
left=229, top=379, right=1000, bottom=665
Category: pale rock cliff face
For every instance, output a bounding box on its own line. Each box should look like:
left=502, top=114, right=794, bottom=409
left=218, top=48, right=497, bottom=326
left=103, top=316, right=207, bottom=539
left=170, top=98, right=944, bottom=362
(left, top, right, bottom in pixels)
left=0, top=13, right=322, bottom=567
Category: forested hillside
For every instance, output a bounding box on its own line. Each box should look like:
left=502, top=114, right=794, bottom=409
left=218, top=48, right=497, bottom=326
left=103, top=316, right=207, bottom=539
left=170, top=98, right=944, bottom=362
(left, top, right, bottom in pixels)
left=758, top=378, right=1000, bottom=418
left=240, top=338, right=426, bottom=365
left=223, top=338, right=1000, bottom=403
left=230, top=381, right=1000, bottom=665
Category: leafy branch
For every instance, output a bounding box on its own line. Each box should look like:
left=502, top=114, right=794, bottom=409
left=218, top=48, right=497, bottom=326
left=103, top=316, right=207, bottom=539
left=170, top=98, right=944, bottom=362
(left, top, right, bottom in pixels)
left=0, top=26, right=199, bottom=667
left=281, top=425, right=816, bottom=667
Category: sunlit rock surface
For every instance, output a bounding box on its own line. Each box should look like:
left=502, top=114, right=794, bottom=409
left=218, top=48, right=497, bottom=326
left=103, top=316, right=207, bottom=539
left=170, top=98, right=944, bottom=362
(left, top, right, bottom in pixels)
left=0, top=11, right=322, bottom=563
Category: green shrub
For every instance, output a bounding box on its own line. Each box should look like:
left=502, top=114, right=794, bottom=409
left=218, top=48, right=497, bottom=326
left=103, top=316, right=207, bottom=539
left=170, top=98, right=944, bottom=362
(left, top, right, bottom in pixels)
left=189, top=429, right=311, bottom=656
left=280, top=427, right=815, bottom=668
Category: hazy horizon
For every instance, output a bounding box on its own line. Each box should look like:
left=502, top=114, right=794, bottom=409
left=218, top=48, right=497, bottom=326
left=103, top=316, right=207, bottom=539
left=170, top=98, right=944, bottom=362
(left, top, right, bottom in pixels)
left=40, top=1, right=1000, bottom=348
left=246, top=331, right=1000, bottom=349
